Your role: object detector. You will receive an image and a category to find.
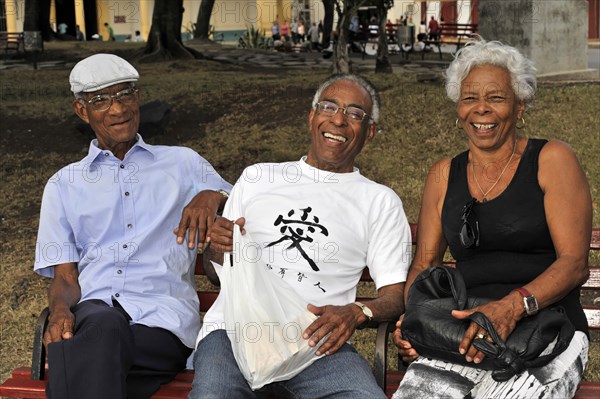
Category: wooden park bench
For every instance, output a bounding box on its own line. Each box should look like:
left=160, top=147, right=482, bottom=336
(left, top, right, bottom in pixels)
left=0, top=31, right=24, bottom=58
left=1, top=225, right=599, bottom=399
left=421, top=23, right=478, bottom=60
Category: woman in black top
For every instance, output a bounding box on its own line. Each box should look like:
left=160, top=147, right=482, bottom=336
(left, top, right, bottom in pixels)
left=392, top=38, right=592, bottom=398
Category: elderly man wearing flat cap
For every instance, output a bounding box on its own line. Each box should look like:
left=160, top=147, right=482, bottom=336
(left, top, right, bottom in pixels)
left=34, top=53, right=232, bottom=399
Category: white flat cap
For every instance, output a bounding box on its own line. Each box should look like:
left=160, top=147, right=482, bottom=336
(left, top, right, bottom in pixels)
left=69, top=53, right=139, bottom=94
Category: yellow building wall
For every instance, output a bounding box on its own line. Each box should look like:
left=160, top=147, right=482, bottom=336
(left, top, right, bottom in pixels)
left=3, top=0, right=21, bottom=32
left=50, top=0, right=56, bottom=29
left=209, top=0, right=257, bottom=32
left=256, top=0, right=279, bottom=32
left=138, top=0, right=152, bottom=40
left=10, top=0, right=322, bottom=43
left=182, top=0, right=201, bottom=35
left=96, top=0, right=155, bottom=41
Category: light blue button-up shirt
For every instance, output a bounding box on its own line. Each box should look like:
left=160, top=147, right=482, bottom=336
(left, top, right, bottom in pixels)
left=34, top=135, right=231, bottom=348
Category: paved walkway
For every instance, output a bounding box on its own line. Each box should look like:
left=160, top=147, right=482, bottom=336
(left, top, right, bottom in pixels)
left=186, top=41, right=451, bottom=77
left=0, top=41, right=450, bottom=78
left=1, top=41, right=598, bottom=82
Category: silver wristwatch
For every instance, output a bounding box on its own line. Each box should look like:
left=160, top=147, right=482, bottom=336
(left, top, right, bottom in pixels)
left=353, top=301, right=373, bottom=322
left=514, top=287, right=539, bottom=316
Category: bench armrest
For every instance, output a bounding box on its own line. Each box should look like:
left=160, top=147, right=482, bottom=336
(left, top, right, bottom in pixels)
left=374, top=321, right=395, bottom=390
left=31, top=307, right=49, bottom=380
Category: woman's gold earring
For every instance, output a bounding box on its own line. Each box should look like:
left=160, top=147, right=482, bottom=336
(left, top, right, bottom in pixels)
left=516, top=117, right=525, bottom=129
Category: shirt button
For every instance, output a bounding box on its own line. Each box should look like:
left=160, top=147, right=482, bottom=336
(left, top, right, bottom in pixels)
left=125, top=192, right=130, bottom=196
left=115, top=293, right=120, bottom=297
left=104, top=152, right=109, bottom=157
left=123, top=244, right=128, bottom=249
left=117, top=269, right=122, bottom=274
left=120, top=164, right=125, bottom=169
left=127, top=224, right=133, bottom=229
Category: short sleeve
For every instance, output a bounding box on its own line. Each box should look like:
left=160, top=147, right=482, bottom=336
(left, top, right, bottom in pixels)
left=34, top=176, right=80, bottom=278
left=365, top=192, right=412, bottom=289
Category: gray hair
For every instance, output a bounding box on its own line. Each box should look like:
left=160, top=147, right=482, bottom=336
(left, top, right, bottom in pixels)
left=445, top=37, right=537, bottom=109
left=312, top=74, right=380, bottom=124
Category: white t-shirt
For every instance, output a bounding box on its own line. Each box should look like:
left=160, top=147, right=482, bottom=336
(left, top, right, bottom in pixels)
left=197, top=157, right=411, bottom=345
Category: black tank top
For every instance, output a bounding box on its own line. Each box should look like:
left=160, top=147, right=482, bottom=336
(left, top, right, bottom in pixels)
left=441, top=138, right=587, bottom=333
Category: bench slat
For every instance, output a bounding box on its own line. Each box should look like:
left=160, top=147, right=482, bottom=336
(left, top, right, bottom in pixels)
left=584, top=308, right=600, bottom=330
left=592, top=229, right=600, bottom=250
left=584, top=267, right=600, bottom=290
left=0, top=377, right=46, bottom=398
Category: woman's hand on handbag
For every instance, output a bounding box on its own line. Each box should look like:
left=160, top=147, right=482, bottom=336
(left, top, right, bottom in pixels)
left=452, top=296, right=521, bottom=364
left=393, top=315, right=420, bottom=363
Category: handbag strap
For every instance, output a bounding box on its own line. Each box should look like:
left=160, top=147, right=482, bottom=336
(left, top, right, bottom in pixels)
left=469, top=311, right=525, bottom=379
left=469, top=310, right=574, bottom=381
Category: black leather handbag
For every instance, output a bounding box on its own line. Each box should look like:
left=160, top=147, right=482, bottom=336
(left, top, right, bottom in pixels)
left=401, top=266, right=575, bottom=381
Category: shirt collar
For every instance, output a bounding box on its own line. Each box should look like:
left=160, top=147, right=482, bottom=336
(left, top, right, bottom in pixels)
left=299, top=156, right=360, bottom=175
left=84, top=134, right=156, bottom=163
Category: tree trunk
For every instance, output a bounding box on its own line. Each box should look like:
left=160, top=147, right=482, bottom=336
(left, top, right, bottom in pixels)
left=141, top=0, right=198, bottom=62
left=375, top=1, right=393, bottom=73
left=24, top=0, right=55, bottom=41
left=321, top=0, right=335, bottom=47
left=333, top=12, right=350, bottom=73
left=333, top=0, right=369, bottom=74
left=195, top=0, right=216, bottom=42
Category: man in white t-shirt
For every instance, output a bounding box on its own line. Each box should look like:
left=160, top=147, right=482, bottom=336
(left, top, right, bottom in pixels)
left=190, top=74, right=412, bottom=398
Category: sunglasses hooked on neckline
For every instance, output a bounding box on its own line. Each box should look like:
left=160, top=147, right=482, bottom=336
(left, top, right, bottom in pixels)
left=459, top=198, right=480, bottom=249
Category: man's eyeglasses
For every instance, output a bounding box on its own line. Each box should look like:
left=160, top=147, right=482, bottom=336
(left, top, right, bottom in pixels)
left=83, top=87, right=139, bottom=112
left=315, top=101, right=370, bottom=122
left=459, top=198, right=479, bottom=249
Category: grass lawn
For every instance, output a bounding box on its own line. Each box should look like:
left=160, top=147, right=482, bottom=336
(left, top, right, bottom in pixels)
left=0, top=41, right=598, bottom=385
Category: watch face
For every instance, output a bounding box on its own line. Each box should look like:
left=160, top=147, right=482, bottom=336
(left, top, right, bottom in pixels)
left=524, top=296, right=538, bottom=315
left=355, top=302, right=373, bottom=319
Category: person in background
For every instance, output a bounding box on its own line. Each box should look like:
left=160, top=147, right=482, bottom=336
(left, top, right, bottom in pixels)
left=392, top=38, right=591, bottom=399
left=307, top=22, right=320, bottom=50
left=298, top=20, right=306, bottom=42
left=271, top=20, right=280, bottom=41
left=291, top=18, right=299, bottom=44
left=75, top=25, right=85, bottom=41
left=427, top=15, right=440, bottom=41
left=417, top=20, right=427, bottom=41
left=132, top=30, right=144, bottom=42
left=104, top=22, right=115, bottom=41
left=58, top=22, right=68, bottom=35
left=280, top=19, right=290, bottom=41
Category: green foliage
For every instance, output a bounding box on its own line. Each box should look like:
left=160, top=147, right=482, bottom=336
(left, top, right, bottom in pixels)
left=183, top=21, right=196, bottom=34
left=239, top=25, right=272, bottom=49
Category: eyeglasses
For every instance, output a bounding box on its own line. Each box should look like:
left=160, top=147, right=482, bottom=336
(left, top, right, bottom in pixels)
left=315, top=101, right=370, bottom=122
left=83, top=87, right=139, bottom=112
left=459, top=198, right=479, bottom=249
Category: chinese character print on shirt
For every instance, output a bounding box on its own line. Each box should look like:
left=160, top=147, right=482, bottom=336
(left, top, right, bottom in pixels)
left=265, top=207, right=329, bottom=272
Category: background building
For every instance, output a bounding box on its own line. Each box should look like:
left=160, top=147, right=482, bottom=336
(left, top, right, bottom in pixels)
left=1, top=0, right=598, bottom=42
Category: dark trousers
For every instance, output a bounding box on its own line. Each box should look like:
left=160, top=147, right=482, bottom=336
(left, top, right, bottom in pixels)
left=46, top=299, right=192, bottom=399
